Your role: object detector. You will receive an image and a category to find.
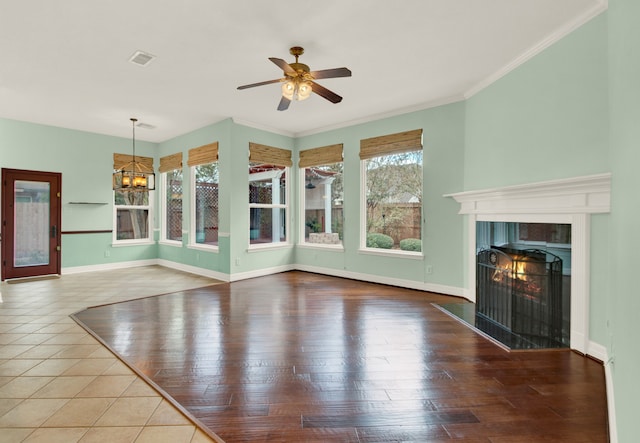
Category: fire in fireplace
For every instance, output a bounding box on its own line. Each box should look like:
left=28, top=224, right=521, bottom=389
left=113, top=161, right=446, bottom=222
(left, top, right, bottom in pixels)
left=476, top=247, right=564, bottom=347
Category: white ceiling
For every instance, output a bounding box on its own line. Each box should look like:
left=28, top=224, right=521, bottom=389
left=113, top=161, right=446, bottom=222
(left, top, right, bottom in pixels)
left=0, top=0, right=605, bottom=143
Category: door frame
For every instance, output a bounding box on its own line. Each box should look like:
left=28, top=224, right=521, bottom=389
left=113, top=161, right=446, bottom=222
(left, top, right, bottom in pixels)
left=1, top=168, right=62, bottom=281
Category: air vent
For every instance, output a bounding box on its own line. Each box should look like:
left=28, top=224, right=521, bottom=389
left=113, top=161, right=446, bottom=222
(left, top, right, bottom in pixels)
left=136, top=122, right=156, bottom=130
left=128, top=50, right=156, bottom=67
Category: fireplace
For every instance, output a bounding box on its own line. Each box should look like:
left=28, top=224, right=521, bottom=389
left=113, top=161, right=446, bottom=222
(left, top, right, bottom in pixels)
left=445, top=173, right=612, bottom=355
left=477, top=247, right=564, bottom=347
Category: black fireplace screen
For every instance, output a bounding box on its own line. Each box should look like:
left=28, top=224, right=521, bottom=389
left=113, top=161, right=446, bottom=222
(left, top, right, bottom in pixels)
left=477, top=248, right=563, bottom=346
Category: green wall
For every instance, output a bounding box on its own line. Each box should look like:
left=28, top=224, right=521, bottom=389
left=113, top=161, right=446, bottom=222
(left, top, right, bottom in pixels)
left=464, top=13, right=609, bottom=190
left=155, top=118, right=297, bottom=276
left=464, top=12, right=611, bottom=349
left=155, top=119, right=232, bottom=274
left=295, top=102, right=465, bottom=288
left=0, top=118, right=158, bottom=267
left=3, top=4, right=637, bottom=438
left=608, top=0, right=640, bottom=440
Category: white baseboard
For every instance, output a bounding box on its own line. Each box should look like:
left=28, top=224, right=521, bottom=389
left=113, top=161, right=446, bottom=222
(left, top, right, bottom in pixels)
left=604, top=361, right=618, bottom=443
left=63, top=260, right=465, bottom=298
left=229, top=264, right=296, bottom=282
left=62, top=259, right=159, bottom=275
left=294, top=264, right=466, bottom=298
left=586, top=341, right=607, bottom=362
left=155, top=259, right=230, bottom=282
left=602, top=348, right=618, bottom=443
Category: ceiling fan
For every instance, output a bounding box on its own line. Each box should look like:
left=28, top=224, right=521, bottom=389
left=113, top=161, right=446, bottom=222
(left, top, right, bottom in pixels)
left=237, top=46, right=352, bottom=111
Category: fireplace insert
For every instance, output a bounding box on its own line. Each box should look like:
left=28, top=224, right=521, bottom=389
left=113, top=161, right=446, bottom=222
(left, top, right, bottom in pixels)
left=476, top=247, right=563, bottom=347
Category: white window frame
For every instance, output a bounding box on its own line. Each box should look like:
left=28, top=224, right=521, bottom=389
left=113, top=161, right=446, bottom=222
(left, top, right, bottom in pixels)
left=112, top=191, right=154, bottom=246
left=159, top=171, right=183, bottom=246
left=359, top=154, right=423, bottom=258
left=189, top=163, right=219, bottom=251
left=248, top=166, right=290, bottom=249
left=298, top=167, right=344, bottom=250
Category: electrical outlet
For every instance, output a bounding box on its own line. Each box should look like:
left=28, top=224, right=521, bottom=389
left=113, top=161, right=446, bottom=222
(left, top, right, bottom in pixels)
left=426, top=265, right=433, bottom=274
left=235, top=258, right=240, bottom=266
left=104, top=250, right=110, bottom=258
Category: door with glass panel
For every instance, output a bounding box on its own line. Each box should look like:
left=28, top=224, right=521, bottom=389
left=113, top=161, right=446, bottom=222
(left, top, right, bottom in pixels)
left=1, top=168, right=62, bottom=280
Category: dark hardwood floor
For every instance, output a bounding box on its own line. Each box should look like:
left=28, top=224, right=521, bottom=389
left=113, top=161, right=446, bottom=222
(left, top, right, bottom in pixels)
left=72, top=271, right=608, bottom=442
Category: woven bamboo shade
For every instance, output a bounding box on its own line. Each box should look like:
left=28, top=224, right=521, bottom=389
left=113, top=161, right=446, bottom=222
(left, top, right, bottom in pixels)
left=187, top=142, right=219, bottom=167
left=298, top=144, right=343, bottom=168
left=249, top=142, right=292, bottom=167
left=113, top=153, right=154, bottom=172
left=159, top=152, right=183, bottom=173
left=359, top=129, right=423, bottom=160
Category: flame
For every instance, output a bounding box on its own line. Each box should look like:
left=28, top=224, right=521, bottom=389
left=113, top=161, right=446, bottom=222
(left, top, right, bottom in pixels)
left=514, top=260, right=528, bottom=281
left=490, top=258, right=531, bottom=283
left=486, top=252, right=544, bottom=299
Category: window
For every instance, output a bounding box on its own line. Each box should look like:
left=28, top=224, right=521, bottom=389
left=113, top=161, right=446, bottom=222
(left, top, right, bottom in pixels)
left=517, top=223, right=571, bottom=245
left=299, top=144, right=344, bottom=246
left=188, top=143, right=219, bottom=248
left=159, top=152, right=183, bottom=244
left=249, top=142, right=291, bottom=246
left=114, top=189, right=152, bottom=242
left=113, top=153, right=153, bottom=243
left=192, top=163, right=219, bottom=246
left=360, top=129, right=423, bottom=253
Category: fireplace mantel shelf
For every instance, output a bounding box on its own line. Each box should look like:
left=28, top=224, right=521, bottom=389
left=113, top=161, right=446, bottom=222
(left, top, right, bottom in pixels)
left=444, top=173, right=611, bottom=215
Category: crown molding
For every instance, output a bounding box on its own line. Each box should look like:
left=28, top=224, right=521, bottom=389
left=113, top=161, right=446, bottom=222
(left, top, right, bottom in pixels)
left=464, top=0, right=608, bottom=99
left=231, top=117, right=296, bottom=138
left=293, top=94, right=465, bottom=138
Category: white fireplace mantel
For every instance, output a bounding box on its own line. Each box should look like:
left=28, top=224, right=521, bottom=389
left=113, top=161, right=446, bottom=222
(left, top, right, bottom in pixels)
left=444, top=173, right=611, bottom=215
left=444, top=173, right=611, bottom=356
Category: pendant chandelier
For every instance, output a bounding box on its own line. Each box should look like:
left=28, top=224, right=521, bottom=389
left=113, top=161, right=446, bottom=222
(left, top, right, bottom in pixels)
left=113, top=118, right=155, bottom=191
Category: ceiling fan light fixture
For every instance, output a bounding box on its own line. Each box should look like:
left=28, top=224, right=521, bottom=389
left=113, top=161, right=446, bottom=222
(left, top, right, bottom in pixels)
left=281, top=79, right=312, bottom=101
left=297, top=81, right=312, bottom=101
left=238, top=47, right=351, bottom=110
left=282, top=80, right=295, bottom=100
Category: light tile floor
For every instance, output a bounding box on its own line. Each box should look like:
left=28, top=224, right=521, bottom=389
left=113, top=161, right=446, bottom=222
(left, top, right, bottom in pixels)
left=0, top=266, right=224, bottom=443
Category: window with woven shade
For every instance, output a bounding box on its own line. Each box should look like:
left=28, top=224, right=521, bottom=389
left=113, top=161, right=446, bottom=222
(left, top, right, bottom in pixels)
left=188, top=143, right=219, bottom=248
left=299, top=144, right=344, bottom=247
left=159, top=152, right=183, bottom=243
left=248, top=142, right=291, bottom=246
left=113, top=153, right=154, bottom=244
left=360, top=129, right=423, bottom=254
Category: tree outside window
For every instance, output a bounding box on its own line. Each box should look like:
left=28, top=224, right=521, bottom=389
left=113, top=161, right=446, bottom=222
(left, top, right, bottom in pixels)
left=364, top=150, right=422, bottom=252
left=114, top=183, right=151, bottom=242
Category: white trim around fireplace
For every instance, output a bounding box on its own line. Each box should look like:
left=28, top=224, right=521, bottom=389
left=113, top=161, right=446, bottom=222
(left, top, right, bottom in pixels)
left=445, top=173, right=611, bottom=355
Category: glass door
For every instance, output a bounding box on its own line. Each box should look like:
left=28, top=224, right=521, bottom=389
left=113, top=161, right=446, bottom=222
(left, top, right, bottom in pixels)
left=1, top=168, right=61, bottom=280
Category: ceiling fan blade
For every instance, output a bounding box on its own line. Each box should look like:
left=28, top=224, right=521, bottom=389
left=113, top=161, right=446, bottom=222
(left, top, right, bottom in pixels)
left=310, top=81, right=343, bottom=104
left=269, top=57, right=296, bottom=75
left=237, top=78, right=283, bottom=90
left=277, top=96, right=291, bottom=111
left=309, top=67, right=352, bottom=79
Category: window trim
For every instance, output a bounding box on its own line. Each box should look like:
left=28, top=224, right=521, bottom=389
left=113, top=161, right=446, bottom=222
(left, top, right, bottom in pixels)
left=159, top=170, right=183, bottom=246
left=188, top=164, right=219, bottom=251
left=298, top=167, right=344, bottom=248
left=248, top=165, right=290, bottom=248
left=112, top=199, right=154, bottom=246
left=359, top=153, right=424, bottom=257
